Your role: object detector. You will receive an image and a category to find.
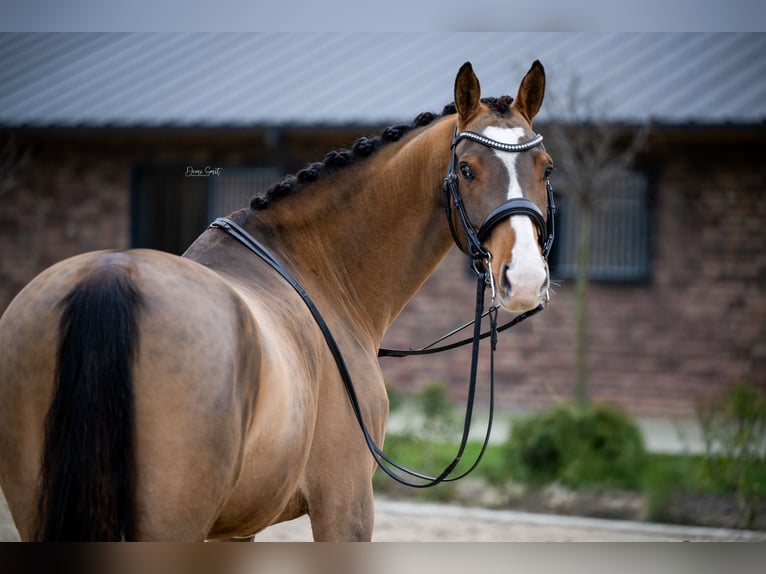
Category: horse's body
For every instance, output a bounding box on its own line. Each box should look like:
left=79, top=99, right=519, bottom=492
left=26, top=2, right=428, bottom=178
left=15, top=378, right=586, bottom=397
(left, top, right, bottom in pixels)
left=0, top=61, right=553, bottom=540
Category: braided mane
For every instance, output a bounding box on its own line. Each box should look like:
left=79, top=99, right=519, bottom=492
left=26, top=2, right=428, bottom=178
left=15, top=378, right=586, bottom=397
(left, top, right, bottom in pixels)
left=251, top=96, right=515, bottom=210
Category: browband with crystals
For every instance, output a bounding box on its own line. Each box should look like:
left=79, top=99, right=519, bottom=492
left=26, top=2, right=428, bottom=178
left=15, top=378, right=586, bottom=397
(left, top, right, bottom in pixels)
left=452, top=131, right=544, bottom=153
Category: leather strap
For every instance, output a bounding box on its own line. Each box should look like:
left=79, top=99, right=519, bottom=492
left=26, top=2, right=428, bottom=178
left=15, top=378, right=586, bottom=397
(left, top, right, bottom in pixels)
left=478, top=197, right=546, bottom=244
left=209, top=217, right=496, bottom=487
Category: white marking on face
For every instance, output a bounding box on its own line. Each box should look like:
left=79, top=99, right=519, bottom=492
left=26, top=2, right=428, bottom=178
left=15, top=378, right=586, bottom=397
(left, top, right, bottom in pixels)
left=482, top=126, right=547, bottom=309
left=482, top=126, right=527, bottom=201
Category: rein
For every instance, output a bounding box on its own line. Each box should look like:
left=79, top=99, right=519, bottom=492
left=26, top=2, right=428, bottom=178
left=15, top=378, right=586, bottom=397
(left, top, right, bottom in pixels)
left=209, top=127, right=554, bottom=488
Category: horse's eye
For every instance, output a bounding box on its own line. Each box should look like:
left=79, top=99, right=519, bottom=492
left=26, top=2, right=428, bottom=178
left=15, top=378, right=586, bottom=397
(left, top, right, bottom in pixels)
left=544, top=165, right=554, bottom=179
left=460, top=163, right=474, bottom=180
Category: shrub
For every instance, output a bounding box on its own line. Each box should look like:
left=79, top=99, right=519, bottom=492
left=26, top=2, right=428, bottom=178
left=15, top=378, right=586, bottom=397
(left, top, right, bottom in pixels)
left=698, top=380, right=766, bottom=528
left=504, top=402, right=646, bottom=490
left=642, top=453, right=701, bottom=523
left=417, top=380, right=456, bottom=437
left=385, top=382, right=403, bottom=413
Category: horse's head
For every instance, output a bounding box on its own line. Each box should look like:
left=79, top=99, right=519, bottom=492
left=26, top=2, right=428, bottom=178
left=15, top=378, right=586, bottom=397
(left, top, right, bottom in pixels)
left=446, top=60, right=554, bottom=313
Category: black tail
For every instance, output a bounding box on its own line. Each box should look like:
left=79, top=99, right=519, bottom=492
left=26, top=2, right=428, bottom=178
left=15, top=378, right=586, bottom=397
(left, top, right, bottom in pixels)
left=36, top=263, right=143, bottom=541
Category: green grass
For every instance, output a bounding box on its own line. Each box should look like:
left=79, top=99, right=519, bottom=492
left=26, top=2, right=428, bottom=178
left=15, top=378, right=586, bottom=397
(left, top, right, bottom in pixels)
left=371, top=434, right=505, bottom=482
left=374, top=432, right=766, bottom=499
left=372, top=434, right=507, bottom=497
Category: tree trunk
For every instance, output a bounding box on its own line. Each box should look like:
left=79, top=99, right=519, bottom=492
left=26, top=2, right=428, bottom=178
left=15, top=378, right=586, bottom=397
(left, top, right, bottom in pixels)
left=574, top=201, right=591, bottom=407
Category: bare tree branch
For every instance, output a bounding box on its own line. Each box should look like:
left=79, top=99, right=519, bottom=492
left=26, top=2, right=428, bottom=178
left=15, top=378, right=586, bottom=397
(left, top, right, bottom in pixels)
left=542, top=74, right=650, bottom=406
left=544, top=75, right=650, bottom=205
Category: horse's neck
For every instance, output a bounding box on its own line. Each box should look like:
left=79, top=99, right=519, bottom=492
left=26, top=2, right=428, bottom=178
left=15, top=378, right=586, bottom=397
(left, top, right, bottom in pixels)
left=251, top=119, right=456, bottom=344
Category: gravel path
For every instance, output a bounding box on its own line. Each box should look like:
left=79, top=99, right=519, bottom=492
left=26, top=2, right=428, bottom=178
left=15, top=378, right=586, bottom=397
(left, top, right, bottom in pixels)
left=0, top=491, right=18, bottom=542
left=257, top=498, right=765, bottom=542
left=3, top=489, right=764, bottom=542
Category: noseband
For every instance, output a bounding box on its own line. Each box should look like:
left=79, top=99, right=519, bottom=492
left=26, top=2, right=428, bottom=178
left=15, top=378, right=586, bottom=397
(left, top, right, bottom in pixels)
left=443, top=127, right=555, bottom=273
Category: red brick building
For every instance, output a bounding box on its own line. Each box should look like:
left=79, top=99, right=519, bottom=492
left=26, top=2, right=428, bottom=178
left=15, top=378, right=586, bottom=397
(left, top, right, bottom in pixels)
left=1, top=33, right=764, bottom=417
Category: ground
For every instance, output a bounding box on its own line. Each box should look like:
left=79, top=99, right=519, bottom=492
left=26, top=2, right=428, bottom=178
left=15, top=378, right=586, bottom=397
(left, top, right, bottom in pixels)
left=3, top=488, right=762, bottom=542
left=257, top=498, right=766, bottom=542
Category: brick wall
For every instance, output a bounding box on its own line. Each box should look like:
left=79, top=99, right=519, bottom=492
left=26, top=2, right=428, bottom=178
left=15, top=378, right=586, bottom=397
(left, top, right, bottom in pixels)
left=1, top=128, right=764, bottom=418
left=0, top=139, right=132, bottom=308
left=0, top=127, right=359, bottom=310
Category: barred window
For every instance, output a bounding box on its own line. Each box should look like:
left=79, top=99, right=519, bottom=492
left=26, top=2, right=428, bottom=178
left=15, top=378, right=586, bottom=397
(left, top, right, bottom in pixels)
left=131, top=166, right=282, bottom=255
left=551, top=172, right=651, bottom=282
left=207, top=167, right=282, bottom=220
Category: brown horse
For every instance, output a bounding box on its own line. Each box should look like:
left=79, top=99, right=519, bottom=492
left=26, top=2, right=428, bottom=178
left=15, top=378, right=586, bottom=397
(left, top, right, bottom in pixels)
left=0, top=61, right=553, bottom=541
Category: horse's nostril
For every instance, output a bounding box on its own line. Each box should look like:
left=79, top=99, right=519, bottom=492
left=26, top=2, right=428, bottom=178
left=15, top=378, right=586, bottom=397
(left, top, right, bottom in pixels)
left=501, top=259, right=549, bottom=306
left=501, top=264, right=513, bottom=294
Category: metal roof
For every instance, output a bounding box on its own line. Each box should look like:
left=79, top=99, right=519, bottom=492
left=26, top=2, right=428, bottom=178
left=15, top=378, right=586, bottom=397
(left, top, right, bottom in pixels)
left=1, top=33, right=765, bottom=127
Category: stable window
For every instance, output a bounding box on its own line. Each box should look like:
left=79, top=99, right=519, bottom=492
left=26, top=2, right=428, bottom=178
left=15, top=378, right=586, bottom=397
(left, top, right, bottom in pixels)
left=131, top=166, right=282, bottom=255
left=207, top=167, right=282, bottom=220
left=551, top=172, right=651, bottom=282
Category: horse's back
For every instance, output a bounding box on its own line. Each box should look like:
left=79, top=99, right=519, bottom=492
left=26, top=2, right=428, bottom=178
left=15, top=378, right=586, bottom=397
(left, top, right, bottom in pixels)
left=0, top=249, right=262, bottom=540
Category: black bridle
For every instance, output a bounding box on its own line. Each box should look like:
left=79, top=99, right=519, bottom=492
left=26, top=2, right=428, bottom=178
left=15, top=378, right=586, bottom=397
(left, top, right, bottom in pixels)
left=443, top=127, right=555, bottom=272
left=378, top=127, right=555, bottom=356
left=209, top=125, right=555, bottom=488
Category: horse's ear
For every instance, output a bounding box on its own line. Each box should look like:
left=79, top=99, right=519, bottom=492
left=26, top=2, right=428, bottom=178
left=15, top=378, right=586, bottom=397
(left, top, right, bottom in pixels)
left=513, top=60, right=546, bottom=124
left=454, top=62, right=481, bottom=125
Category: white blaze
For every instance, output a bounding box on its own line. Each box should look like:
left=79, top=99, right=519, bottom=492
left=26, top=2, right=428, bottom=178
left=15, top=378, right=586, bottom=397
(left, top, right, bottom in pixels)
left=482, top=126, right=547, bottom=308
